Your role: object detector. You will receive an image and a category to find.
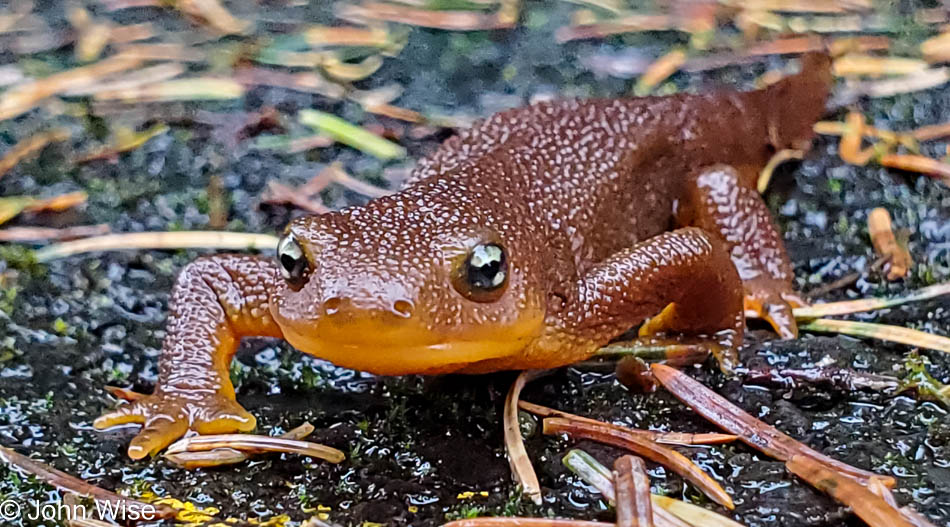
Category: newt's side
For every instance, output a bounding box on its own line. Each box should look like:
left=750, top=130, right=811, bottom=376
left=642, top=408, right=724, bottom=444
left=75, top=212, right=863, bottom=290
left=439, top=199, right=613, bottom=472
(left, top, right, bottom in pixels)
left=96, top=54, right=833, bottom=459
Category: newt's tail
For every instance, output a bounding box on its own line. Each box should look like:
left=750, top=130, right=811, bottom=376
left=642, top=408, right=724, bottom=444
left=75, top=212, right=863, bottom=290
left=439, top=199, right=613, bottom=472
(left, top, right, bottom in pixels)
left=765, top=52, right=833, bottom=152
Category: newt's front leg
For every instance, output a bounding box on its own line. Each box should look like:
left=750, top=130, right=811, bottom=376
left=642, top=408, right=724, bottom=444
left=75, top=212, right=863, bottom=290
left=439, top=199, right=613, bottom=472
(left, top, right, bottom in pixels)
left=679, top=165, right=805, bottom=339
left=563, top=228, right=745, bottom=371
left=94, top=254, right=283, bottom=459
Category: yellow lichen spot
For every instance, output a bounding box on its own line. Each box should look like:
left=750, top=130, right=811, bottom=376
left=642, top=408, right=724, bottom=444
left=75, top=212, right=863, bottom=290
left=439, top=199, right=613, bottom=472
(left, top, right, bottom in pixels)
left=248, top=514, right=291, bottom=527
left=408, top=506, right=418, bottom=513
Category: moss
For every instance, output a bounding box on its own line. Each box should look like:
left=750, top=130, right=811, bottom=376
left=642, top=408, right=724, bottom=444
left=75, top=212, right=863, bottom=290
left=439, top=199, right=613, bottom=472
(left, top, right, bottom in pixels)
left=0, top=246, right=43, bottom=277
left=444, top=504, right=485, bottom=521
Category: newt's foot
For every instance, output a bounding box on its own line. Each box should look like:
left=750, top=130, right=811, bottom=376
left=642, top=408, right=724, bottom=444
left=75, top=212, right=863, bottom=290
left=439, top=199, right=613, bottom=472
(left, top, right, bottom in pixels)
left=636, top=303, right=741, bottom=373
left=94, top=391, right=256, bottom=460
left=743, top=279, right=806, bottom=340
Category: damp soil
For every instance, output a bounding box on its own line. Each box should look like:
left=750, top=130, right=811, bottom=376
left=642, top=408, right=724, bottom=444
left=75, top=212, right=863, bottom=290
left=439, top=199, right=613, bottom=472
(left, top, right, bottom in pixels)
left=0, top=1, right=949, bottom=527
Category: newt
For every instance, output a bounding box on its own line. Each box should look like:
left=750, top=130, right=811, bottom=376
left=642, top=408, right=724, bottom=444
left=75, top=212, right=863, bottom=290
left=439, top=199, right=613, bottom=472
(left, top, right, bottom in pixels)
left=95, top=54, right=832, bottom=459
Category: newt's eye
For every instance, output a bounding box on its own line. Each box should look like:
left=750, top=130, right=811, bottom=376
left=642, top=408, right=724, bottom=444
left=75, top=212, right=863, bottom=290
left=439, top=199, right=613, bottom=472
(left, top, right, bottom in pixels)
left=277, top=233, right=309, bottom=289
left=453, top=243, right=508, bottom=302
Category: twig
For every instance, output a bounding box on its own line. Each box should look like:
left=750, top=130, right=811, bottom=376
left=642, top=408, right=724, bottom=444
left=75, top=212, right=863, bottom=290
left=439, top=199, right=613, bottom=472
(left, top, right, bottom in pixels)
left=0, top=224, right=110, bottom=242
left=757, top=148, right=805, bottom=193
left=803, top=256, right=887, bottom=300
left=868, top=207, right=911, bottom=280
left=879, top=153, right=950, bottom=185
left=543, top=417, right=734, bottom=509
left=93, top=78, right=244, bottom=103
left=561, top=449, right=743, bottom=527
left=0, top=55, right=142, bottom=121
left=505, top=370, right=545, bottom=505
left=518, top=401, right=737, bottom=446
left=0, top=128, right=71, bottom=179
left=786, top=455, right=912, bottom=527
left=741, top=367, right=899, bottom=392
left=799, top=318, right=950, bottom=354
left=300, top=110, right=406, bottom=160
left=336, top=1, right=516, bottom=30
left=34, top=231, right=279, bottom=262
left=166, top=434, right=344, bottom=463
left=613, top=456, right=653, bottom=527
left=634, top=49, right=686, bottom=96
left=650, top=364, right=895, bottom=487
left=0, top=447, right=176, bottom=520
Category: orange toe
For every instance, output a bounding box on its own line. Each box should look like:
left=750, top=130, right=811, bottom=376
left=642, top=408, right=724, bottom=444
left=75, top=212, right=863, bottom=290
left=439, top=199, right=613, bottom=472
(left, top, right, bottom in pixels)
left=128, top=416, right=189, bottom=460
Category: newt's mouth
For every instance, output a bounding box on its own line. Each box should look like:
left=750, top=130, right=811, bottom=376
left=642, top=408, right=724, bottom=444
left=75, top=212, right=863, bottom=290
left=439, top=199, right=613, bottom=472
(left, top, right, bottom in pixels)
left=276, top=312, right=545, bottom=376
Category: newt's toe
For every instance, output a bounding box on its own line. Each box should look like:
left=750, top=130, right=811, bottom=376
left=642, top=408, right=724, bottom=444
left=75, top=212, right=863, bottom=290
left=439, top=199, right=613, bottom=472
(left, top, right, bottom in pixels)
left=744, top=283, right=803, bottom=339
left=93, top=404, right=144, bottom=429
left=96, top=389, right=257, bottom=460
left=129, top=415, right=189, bottom=460
left=193, top=402, right=257, bottom=435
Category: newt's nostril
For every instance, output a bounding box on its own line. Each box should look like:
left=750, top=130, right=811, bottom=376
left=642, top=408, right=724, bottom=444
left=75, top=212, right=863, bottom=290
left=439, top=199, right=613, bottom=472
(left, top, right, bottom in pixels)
left=324, top=297, right=342, bottom=316
left=392, top=299, right=414, bottom=318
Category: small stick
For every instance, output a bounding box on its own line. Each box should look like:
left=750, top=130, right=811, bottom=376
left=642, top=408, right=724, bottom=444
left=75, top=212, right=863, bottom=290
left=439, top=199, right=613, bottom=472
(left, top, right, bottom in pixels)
left=0, top=447, right=176, bottom=520
left=803, top=256, right=887, bottom=300
left=561, top=449, right=741, bottom=527
left=839, top=111, right=876, bottom=166
left=0, top=225, right=110, bottom=243
left=742, top=367, right=898, bottom=392
left=867, top=477, right=937, bottom=527
left=543, top=417, right=734, bottom=509
left=634, top=49, right=686, bottom=95
left=909, top=121, right=950, bottom=142
left=867, top=207, right=912, bottom=280
left=757, top=148, right=804, bottom=193
left=166, top=434, right=344, bottom=463
left=879, top=153, right=950, bottom=185
left=614, top=456, right=654, bottom=527
left=786, top=455, right=911, bottom=527
left=0, top=128, right=72, bottom=179
left=650, top=364, right=895, bottom=487
left=504, top=370, right=546, bottom=505
left=846, top=68, right=950, bottom=98
left=165, top=422, right=316, bottom=469
left=518, top=401, right=737, bottom=446
left=799, top=318, right=950, bottom=354
left=832, top=54, right=928, bottom=77
left=336, top=1, right=515, bottom=31
left=300, top=109, right=406, bottom=160
left=34, top=231, right=279, bottom=262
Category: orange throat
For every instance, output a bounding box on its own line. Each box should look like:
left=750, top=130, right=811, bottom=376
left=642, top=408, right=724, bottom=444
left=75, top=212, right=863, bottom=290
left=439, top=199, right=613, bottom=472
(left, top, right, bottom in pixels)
left=278, top=313, right=545, bottom=376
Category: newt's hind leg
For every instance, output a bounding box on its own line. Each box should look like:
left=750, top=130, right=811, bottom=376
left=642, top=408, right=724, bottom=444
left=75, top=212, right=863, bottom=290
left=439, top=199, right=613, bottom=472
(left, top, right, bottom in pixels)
left=678, top=165, right=805, bottom=340
left=566, top=228, right=745, bottom=372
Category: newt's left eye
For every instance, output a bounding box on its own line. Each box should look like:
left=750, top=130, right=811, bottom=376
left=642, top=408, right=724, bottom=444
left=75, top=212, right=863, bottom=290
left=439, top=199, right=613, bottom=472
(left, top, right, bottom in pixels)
left=453, top=243, right=508, bottom=302
left=277, top=233, right=309, bottom=289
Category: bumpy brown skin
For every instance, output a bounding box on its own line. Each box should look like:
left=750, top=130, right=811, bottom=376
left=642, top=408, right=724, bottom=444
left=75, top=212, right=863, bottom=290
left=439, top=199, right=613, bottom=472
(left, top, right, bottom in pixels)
left=95, top=55, right=832, bottom=459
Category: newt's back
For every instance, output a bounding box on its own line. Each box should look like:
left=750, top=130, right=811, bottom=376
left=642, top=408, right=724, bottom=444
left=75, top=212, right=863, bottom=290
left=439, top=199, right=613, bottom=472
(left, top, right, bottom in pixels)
left=407, top=54, right=832, bottom=267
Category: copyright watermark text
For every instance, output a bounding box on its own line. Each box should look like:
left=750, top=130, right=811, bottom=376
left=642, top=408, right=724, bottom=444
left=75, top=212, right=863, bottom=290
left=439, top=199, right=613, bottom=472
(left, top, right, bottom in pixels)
left=0, top=498, right=161, bottom=522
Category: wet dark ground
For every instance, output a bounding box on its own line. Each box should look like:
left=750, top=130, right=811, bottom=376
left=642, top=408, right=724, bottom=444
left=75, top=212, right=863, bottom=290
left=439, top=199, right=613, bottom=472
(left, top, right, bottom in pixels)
left=1, top=1, right=949, bottom=526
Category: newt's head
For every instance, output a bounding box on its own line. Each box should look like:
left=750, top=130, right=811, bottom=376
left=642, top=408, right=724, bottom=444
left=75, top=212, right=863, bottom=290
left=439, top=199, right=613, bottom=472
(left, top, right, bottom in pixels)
left=269, top=194, right=545, bottom=375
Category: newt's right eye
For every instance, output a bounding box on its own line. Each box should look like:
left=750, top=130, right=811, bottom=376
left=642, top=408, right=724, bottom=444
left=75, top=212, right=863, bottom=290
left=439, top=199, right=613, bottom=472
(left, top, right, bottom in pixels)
left=277, top=234, right=309, bottom=289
